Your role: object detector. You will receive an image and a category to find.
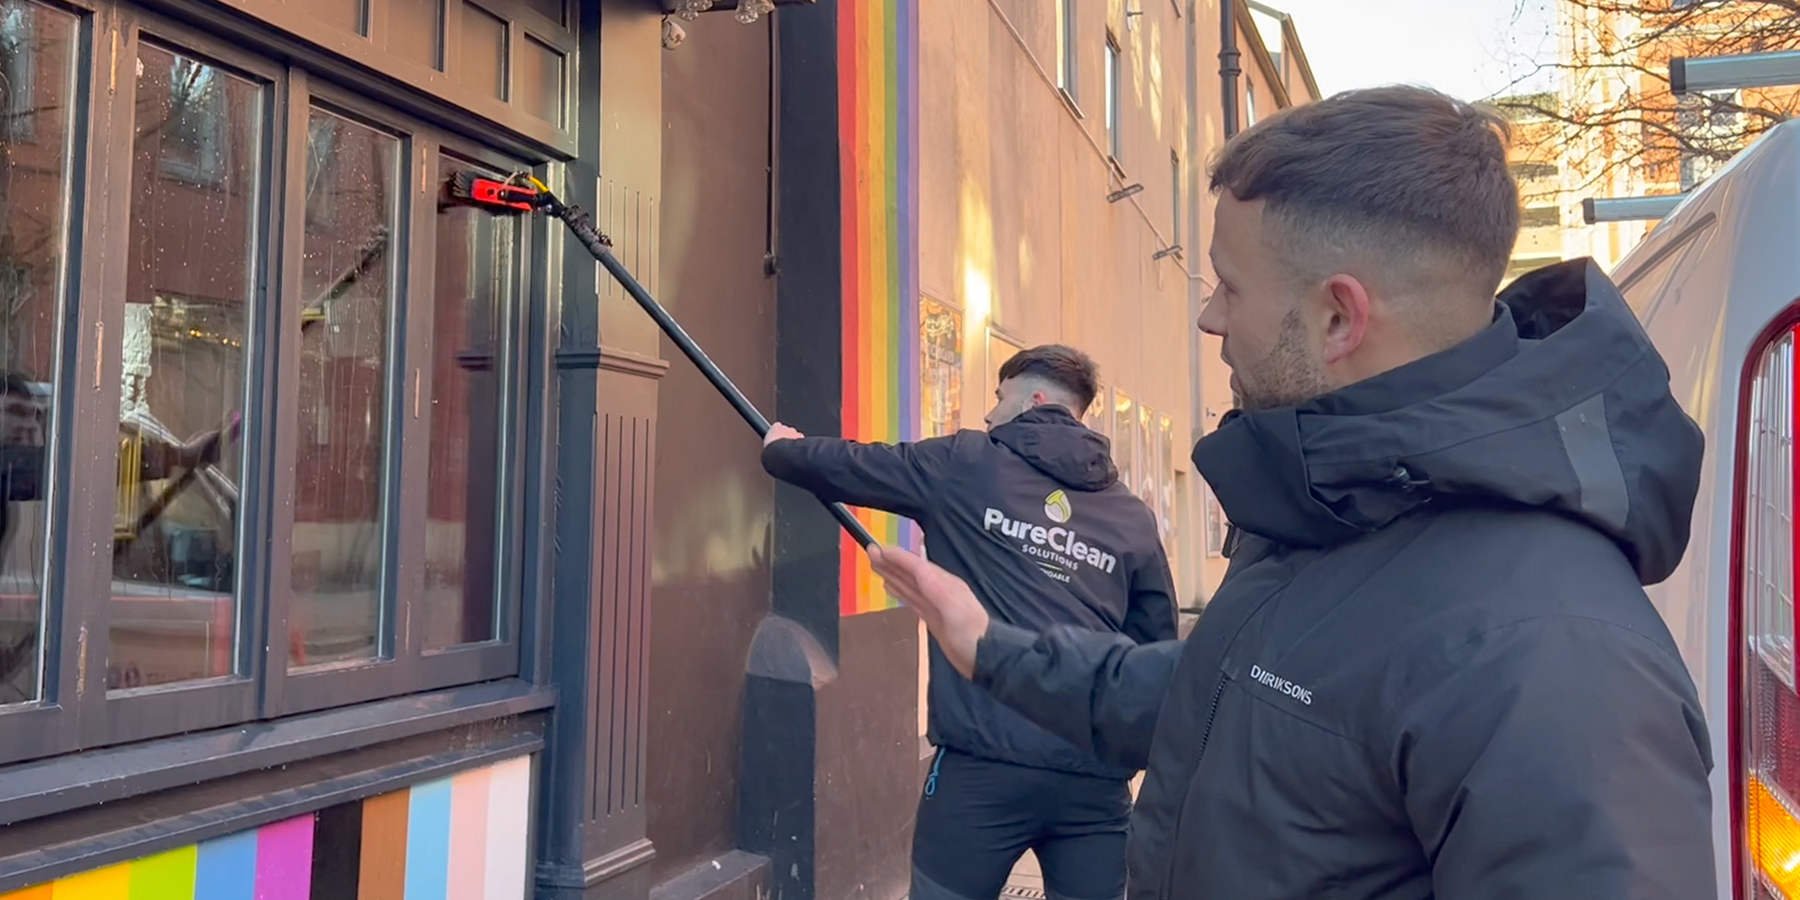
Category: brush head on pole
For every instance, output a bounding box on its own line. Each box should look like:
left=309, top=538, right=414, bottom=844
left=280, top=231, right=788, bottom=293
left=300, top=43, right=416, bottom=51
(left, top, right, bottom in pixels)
left=441, top=171, right=542, bottom=215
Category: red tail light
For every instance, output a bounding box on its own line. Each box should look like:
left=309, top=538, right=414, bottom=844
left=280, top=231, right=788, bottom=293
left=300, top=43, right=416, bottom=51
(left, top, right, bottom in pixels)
left=1737, top=320, right=1800, bottom=898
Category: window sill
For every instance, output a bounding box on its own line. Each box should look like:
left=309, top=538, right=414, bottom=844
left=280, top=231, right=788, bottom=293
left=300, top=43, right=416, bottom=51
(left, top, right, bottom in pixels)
left=1058, top=87, right=1085, bottom=121
left=0, top=678, right=554, bottom=828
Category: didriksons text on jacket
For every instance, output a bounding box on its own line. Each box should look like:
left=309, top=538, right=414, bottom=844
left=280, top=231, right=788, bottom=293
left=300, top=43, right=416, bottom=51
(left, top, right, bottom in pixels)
left=1249, top=665, right=1314, bottom=706
left=982, top=507, right=1119, bottom=575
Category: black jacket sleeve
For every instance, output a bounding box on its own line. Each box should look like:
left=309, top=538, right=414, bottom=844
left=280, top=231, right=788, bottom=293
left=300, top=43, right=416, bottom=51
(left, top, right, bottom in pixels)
left=1398, top=616, right=1714, bottom=900
left=760, top=434, right=963, bottom=522
left=974, top=621, right=1183, bottom=772
left=1123, top=546, right=1178, bottom=644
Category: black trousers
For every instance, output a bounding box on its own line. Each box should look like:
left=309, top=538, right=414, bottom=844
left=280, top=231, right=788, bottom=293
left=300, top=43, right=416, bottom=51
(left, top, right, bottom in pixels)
left=910, top=747, right=1132, bottom=900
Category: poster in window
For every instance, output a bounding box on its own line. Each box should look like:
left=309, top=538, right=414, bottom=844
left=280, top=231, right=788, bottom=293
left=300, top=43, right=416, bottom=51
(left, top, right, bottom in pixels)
left=1204, top=484, right=1226, bottom=557
left=1137, top=404, right=1156, bottom=504
left=1084, top=384, right=1108, bottom=435
left=985, top=329, right=1025, bottom=408
left=1112, top=391, right=1136, bottom=499
left=920, top=297, right=963, bottom=438
left=1158, top=413, right=1175, bottom=539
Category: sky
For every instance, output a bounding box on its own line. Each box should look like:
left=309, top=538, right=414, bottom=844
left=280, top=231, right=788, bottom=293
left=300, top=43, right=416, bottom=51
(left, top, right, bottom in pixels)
left=1258, top=0, right=1560, bottom=101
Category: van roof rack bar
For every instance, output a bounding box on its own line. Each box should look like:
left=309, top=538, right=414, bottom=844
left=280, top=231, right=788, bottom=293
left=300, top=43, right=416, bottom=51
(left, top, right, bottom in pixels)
left=1670, top=49, right=1800, bottom=95
left=1582, top=194, right=1688, bottom=224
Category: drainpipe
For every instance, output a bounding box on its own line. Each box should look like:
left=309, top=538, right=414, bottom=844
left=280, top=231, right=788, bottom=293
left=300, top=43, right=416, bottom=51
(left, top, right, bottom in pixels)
left=1220, top=0, right=1240, bottom=137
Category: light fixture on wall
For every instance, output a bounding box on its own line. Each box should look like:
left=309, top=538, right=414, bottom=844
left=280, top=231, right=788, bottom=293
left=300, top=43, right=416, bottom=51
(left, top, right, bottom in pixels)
left=736, top=0, right=775, bottom=23
left=1107, top=183, right=1144, bottom=203
left=1153, top=245, right=1183, bottom=261
left=664, top=0, right=810, bottom=23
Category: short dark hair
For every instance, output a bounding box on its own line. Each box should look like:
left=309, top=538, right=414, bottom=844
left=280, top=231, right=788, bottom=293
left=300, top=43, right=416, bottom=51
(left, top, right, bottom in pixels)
left=998, top=344, right=1099, bottom=414
left=1208, top=85, right=1520, bottom=296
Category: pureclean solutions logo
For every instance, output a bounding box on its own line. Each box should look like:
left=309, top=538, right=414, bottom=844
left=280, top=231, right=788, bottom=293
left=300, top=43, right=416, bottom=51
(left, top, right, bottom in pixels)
left=983, top=489, right=1117, bottom=582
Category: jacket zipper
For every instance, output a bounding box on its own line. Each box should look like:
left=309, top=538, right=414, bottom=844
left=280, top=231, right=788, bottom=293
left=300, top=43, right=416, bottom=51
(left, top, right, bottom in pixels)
left=1158, top=668, right=1231, bottom=898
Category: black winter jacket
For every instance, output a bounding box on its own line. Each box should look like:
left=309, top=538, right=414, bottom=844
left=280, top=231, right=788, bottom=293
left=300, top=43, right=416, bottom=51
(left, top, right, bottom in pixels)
left=762, top=405, right=1176, bottom=779
left=975, top=259, right=1715, bottom=899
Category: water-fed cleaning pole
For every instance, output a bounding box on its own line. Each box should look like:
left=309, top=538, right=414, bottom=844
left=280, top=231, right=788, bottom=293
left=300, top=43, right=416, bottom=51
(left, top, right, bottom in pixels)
left=443, top=173, right=877, bottom=549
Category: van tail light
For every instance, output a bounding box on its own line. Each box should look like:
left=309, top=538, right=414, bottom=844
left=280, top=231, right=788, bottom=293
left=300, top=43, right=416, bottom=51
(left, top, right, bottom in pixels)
left=1738, top=323, right=1800, bottom=898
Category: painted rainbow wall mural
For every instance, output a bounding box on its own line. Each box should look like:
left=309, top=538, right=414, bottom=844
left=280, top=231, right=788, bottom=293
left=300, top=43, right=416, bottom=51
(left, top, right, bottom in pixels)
left=838, top=0, right=922, bottom=617
left=0, top=755, right=532, bottom=900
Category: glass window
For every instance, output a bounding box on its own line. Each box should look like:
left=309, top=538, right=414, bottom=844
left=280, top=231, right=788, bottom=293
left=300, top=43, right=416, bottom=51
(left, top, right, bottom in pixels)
left=110, top=43, right=264, bottom=692
left=1056, top=0, right=1075, bottom=95
left=1083, top=384, right=1107, bottom=435
left=289, top=108, right=401, bottom=669
left=0, top=0, right=75, bottom=707
left=1170, top=151, right=1181, bottom=245
left=424, top=163, right=515, bottom=649
left=1104, top=37, right=1120, bottom=159
left=1112, top=390, right=1135, bottom=498
left=1158, top=413, right=1174, bottom=543
left=1137, top=404, right=1154, bottom=502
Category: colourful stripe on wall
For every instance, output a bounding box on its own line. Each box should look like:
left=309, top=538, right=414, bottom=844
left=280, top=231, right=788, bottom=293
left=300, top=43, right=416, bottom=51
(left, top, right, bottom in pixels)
left=0, top=755, right=534, bottom=900
left=838, top=0, right=921, bottom=616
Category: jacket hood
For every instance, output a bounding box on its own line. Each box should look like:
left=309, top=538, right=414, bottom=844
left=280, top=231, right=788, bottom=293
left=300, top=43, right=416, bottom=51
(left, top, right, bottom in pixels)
left=1194, top=258, right=1704, bottom=585
left=990, top=405, right=1119, bottom=491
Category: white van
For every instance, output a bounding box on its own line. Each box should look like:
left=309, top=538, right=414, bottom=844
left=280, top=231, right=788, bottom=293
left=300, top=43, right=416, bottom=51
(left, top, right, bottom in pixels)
left=1614, top=117, right=1800, bottom=900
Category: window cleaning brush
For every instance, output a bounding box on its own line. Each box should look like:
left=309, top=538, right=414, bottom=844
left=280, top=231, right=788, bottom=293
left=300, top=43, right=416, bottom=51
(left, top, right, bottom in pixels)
left=442, top=171, right=877, bottom=550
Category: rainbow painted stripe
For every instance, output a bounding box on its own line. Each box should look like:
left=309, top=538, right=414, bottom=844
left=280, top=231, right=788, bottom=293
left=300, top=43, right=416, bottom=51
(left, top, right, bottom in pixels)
left=838, top=0, right=921, bottom=617
left=0, top=755, right=531, bottom=900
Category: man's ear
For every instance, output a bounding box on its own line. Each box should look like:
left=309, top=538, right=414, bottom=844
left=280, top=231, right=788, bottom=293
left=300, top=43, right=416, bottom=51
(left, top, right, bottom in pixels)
left=1320, top=274, right=1370, bottom=365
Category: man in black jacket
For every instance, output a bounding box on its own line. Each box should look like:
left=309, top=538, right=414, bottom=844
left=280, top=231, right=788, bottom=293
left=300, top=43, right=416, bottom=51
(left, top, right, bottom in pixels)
left=762, top=344, right=1176, bottom=900
left=864, top=85, right=1715, bottom=899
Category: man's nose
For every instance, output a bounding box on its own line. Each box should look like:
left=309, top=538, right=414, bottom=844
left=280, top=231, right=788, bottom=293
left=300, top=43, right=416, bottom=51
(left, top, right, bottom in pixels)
left=1196, top=300, right=1226, bottom=338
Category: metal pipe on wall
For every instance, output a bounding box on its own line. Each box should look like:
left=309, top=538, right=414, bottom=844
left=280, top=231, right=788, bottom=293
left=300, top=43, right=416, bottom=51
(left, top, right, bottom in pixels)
left=1220, top=0, right=1240, bottom=138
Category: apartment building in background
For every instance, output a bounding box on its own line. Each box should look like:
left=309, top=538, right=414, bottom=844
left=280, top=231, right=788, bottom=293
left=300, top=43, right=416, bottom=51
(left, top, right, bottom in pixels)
left=1556, top=0, right=1800, bottom=271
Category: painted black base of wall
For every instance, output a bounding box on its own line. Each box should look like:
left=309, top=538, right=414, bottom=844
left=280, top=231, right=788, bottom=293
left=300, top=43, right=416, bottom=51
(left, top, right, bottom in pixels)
left=651, top=851, right=771, bottom=900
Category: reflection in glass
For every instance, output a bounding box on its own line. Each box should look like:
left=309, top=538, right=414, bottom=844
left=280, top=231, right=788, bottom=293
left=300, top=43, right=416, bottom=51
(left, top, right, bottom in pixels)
left=290, top=109, right=398, bottom=668
left=0, top=1, right=75, bottom=706
left=109, top=43, right=262, bottom=691
left=426, top=169, right=511, bottom=648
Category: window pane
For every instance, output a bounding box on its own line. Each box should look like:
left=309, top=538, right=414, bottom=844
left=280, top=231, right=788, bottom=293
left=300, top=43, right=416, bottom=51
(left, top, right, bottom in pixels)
left=459, top=2, right=507, bottom=102
left=389, top=0, right=443, bottom=70
left=110, top=44, right=263, bottom=691
left=290, top=109, right=399, bottom=668
left=425, top=166, right=511, bottom=648
left=1112, top=390, right=1134, bottom=502
left=0, top=0, right=77, bottom=707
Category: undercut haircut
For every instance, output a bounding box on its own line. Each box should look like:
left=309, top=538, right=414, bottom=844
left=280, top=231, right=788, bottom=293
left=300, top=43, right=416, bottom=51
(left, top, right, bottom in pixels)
left=998, top=344, right=1100, bottom=415
left=1208, top=84, right=1520, bottom=299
